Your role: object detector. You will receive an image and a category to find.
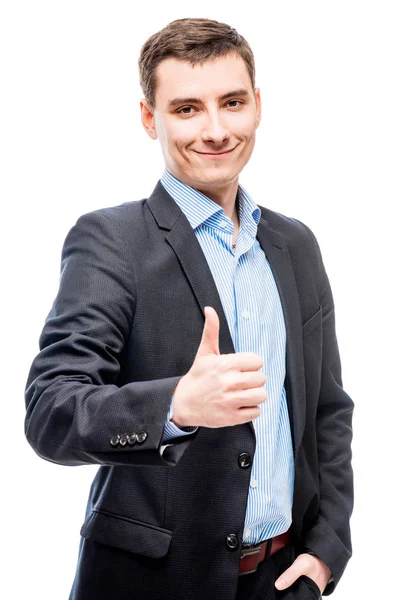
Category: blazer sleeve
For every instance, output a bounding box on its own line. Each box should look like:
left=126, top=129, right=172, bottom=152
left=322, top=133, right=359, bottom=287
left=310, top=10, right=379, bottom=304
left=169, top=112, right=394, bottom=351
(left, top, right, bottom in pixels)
left=296, top=220, right=354, bottom=595
left=24, top=210, right=200, bottom=468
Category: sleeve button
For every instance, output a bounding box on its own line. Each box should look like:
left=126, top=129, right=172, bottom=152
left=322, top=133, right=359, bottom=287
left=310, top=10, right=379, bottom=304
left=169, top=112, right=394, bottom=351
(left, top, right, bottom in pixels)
left=110, top=434, right=120, bottom=447
left=136, top=432, right=147, bottom=443
left=128, top=433, right=137, bottom=445
left=119, top=433, right=129, bottom=447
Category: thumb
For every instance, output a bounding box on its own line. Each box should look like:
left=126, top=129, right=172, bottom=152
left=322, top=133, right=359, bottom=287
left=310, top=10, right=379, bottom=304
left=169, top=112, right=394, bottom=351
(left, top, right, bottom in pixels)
left=275, top=555, right=308, bottom=591
left=197, top=306, right=220, bottom=356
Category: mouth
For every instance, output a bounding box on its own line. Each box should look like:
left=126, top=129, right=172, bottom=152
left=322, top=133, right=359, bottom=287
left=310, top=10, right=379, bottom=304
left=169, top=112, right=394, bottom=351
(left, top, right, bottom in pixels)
left=194, top=145, right=237, bottom=158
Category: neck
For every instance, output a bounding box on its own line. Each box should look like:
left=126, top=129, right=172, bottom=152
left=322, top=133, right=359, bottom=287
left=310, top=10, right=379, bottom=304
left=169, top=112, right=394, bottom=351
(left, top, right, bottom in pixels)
left=194, top=182, right=240, bottom=228
left=167, top=168, right=240, bottom=224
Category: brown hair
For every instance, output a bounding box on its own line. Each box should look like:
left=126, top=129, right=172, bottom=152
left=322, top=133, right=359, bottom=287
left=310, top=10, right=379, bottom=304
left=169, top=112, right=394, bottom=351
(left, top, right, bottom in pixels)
left=138, top=18, right=256, bottom=110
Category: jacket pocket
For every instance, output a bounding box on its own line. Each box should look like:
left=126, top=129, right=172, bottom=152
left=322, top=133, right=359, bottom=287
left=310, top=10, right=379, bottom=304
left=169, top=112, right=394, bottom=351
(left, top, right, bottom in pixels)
left=80, top=508, right=173, bottom=558
left=302, top=305, right=322, bottom=339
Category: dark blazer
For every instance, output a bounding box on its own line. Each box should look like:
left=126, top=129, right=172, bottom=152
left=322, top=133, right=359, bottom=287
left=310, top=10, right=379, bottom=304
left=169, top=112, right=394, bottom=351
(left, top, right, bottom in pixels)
left=24, top=180, right=354, bottom=599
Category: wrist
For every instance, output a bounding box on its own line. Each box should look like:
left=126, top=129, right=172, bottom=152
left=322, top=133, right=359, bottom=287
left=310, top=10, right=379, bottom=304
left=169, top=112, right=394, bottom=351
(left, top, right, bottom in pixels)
left=171, top=379, right=190, bottom=428
left=170, top=415, right=187, bottom=428
left=305, top=551, right=333, bottom=586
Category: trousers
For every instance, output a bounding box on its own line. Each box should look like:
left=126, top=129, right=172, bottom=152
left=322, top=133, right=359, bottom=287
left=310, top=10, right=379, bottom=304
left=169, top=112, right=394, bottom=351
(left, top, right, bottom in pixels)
left=235, top=541, right=322, bottom=600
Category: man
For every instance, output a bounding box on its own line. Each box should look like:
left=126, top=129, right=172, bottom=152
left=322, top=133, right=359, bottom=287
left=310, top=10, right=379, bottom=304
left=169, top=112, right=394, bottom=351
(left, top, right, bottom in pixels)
left=24, top=17, right=354, bottom=600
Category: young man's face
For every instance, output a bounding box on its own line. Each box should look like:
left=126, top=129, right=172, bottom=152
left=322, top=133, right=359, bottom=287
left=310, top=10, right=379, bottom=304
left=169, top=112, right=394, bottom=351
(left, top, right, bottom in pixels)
left=141, top=51, right=261, bottom=195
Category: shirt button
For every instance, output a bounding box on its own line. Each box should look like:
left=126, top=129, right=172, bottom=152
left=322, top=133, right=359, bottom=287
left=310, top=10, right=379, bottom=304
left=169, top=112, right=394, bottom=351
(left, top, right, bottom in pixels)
left=250, top=478, right=257, bottom=488
left=242, top=310, right=250, bottom=319
left=245, top=528, right=251, bottom=538
left=220, top=221, right=227, bottom=228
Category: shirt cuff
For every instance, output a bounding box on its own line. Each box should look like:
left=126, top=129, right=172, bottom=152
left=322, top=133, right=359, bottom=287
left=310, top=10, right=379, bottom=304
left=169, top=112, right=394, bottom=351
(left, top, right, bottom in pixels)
left=162, top=396, right=199, bottom=443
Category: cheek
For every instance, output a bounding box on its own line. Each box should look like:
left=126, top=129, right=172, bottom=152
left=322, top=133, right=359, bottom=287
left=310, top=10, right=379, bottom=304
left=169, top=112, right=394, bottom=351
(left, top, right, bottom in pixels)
left=154, top=119, right=169, bottom=148
left=171, top=121, right=198, bottom=144
left=165, top=130, right=197, bottom=160
left=236, top=115, right=257, bottom=137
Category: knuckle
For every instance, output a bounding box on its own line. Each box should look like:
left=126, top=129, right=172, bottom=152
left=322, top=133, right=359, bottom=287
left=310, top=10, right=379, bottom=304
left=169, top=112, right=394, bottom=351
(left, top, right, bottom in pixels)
left=219, top=355, right=231, bottom=371
left=301, top=554, right=314, bottom=570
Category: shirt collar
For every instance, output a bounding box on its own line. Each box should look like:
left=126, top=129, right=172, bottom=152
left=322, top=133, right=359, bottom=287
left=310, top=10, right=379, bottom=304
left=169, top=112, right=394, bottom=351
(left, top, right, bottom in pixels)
left=160, top=168, right=261, bottom=237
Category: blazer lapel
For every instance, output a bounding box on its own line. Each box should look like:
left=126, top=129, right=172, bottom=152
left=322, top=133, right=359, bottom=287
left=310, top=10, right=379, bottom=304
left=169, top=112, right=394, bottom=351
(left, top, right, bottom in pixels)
left=147, top=180, right=236, bottom=358
left=147, top=181, right=306, bottom=457
left=255, top=218, right=306, bottom=458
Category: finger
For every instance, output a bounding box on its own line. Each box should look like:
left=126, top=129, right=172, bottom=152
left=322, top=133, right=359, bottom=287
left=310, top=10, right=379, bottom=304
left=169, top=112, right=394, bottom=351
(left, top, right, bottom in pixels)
left=231, top=371, right=266, bottom=390
left=235, top=387, right=267, bottom=408
left=197, top=306, right=220, bottom=356
left=275, top=555, right=310, bottom=590
left=222, top=352, right=264, bottom=371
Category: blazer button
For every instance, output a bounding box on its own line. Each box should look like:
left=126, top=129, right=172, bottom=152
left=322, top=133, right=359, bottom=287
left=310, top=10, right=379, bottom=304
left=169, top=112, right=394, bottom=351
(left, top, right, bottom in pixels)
left=238, top=453, right=252, bottom=468
left=128, top=433, right=137, bottom=445
left=110, top=434, right=120, bottom=447
left=136, top=432, right=147, bottom=444
left=119, top=433, right=129, bottom=447
left=225, top=534, right=239, bottom=550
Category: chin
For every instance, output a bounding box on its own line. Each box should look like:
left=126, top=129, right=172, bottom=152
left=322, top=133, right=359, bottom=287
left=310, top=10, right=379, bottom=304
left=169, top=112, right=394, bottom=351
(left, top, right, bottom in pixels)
left=198, top=169, right=240, bottom=185
left=186, top=173, right=232, bottom=186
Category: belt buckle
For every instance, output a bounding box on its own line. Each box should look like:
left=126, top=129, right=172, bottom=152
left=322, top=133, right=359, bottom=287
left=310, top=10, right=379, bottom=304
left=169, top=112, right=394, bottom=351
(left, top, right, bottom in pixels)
left=240, top=544, right=262, bottom=560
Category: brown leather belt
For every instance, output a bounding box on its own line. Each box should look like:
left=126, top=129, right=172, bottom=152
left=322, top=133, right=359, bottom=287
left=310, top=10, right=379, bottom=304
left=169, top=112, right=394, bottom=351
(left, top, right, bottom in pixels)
left=239, top=528, right=291, bottom=576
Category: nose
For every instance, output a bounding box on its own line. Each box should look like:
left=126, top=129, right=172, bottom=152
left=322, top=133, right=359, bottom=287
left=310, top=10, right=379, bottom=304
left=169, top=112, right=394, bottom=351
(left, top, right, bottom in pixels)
left=200, top=111, right=230, bottom=146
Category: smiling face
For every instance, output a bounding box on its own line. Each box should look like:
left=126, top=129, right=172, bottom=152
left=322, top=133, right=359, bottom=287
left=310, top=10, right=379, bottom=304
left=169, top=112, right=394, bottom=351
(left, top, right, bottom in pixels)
left=140, top=51, right=261, bottom=202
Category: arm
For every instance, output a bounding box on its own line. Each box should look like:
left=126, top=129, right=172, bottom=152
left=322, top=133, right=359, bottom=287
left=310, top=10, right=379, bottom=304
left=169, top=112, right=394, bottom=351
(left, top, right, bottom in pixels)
left=296, top=220, right=354, bottom=595
left=24, top=211, right=199, bottom=468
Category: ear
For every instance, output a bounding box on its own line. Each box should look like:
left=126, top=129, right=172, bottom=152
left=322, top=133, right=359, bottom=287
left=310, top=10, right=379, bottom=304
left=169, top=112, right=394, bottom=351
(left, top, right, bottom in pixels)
left=254, top=87, right=261, bottom=128
left=140, top=98, right=158, bottom=140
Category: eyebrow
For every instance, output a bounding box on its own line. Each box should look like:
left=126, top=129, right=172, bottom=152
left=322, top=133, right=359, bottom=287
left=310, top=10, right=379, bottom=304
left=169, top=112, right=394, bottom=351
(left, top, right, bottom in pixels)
left=167, top=88, right=250, bottom=108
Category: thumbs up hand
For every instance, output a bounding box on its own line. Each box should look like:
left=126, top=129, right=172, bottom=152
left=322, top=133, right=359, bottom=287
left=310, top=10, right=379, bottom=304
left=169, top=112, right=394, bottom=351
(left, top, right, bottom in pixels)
left=171, top=306, right=267, bottom=429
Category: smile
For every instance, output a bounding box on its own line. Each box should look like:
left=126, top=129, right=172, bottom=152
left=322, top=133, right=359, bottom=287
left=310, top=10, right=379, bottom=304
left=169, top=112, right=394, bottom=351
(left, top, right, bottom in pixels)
left=195, top=146, right=237, bottom=158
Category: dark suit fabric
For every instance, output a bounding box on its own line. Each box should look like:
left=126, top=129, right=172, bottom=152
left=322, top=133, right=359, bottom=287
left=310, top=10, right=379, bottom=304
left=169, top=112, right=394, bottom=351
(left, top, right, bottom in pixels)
left=24, top=180, right=354, bottom=599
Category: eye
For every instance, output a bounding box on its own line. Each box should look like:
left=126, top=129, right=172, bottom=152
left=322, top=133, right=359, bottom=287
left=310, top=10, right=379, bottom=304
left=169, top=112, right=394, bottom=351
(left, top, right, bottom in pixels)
left=226, top=100, right=243, bottom=108
left=176, top=100, right=244, bottom=115
left=176, top=106, right=196, bottom=115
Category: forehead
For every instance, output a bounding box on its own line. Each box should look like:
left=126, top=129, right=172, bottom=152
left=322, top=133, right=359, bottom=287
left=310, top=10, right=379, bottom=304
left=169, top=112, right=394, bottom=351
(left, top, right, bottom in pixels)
left=154, top=52, right=252, bottom=105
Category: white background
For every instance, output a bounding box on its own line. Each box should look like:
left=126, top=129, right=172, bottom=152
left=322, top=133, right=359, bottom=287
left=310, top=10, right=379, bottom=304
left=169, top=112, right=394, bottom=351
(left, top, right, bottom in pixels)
left=1, top=1, right=399, bottom=598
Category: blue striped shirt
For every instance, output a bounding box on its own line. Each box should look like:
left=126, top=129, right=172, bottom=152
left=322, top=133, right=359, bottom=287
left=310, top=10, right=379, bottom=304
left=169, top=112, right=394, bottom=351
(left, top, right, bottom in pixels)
left=160, top=168, right=294, bottom=543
